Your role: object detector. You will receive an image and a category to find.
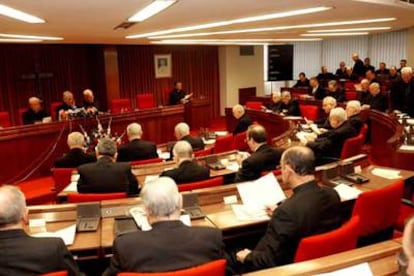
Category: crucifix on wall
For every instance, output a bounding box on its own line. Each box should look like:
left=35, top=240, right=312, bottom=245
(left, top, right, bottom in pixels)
left=20, top=63, right=54, bottom=97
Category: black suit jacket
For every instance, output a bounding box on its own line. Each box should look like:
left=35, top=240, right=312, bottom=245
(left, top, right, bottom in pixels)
left=103, top=221, right=224, bottom=275
left=55, top=103, right=76, bottom=119
left=22, top=109, right=49, bottom=125
left=160, top=160, right=210, bottom=184
left=292, top=79, right=310, bottom=89
left=244, top=181, right=341, bottom=270
left=327, top=89, right=346, bottom=103
left=264, top=101, right=281, bottom=112
left=279, top=100, right=301, bottom=116
left=352, top=59, right=365, bottom=77
left=77, top=156, right=140, bottom=195
left=307, top=120, right=357, bottom=163
left=0, top=229, right=79, bottom=276
left=181, top=135, right=205, bottom=151
left=117, top=139, right=158, bottom=162
left=169, top=89, right=186, bottom=105
left=233, top=114, right=253, bottom=135
left=366, top=93, right=388, bottom=112
left=390, top=79, right=414, bottom=115
left=348, top=114, right=363, bottom=133
left=235, top=144, right=282, bottom=182
left=54, top=148, right=96, bottom=168
left=310, top=86, right=326, bottom=100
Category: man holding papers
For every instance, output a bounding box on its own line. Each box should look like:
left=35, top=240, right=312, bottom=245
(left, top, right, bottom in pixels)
left=236, top=146, right=341, bottom=272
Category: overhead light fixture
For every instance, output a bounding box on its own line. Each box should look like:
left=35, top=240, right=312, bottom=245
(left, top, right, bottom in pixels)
left=151, top=38, right=323, bottom=45
left=0, top=38, right=42, bottom=43
left=128, top=0, right=177, bottom=22
left=149, top=17, right=396, bottom=39
left=308, top=27, right=391, bottom=32
left=0, top=4, right=45, bottom=23
left=0, top=33, right=63, bottom=40
left=302, top=32, right=369, bottom=36
left=126, top=6, right=332, bottom=38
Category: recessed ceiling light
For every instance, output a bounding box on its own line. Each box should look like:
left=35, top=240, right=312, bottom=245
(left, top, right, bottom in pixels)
left=126, top=6, right=332, bottom=38
left=0, top=33, right=63, bottom=40
left=0, top=4, right=45, bottom=23
left=128, top=0, right=177, bottom=22
left=302, top=32, right=369, bottom=36
left=308, top=27, right=391, bottom=32
left=151, top=38, right=323, bottom=45
left=148, top=17, right=396, bottom=39
left=0, top=38, right=42, bottom=43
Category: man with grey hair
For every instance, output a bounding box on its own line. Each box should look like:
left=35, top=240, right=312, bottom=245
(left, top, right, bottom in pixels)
left=22, top=96, right=49, bottom=125
left=306, top=107, right=357, bottom=164
left=279, top=91, right=301, bottom=116
left=264, top=91, right=282, bottom=112
left=161, top=141, right=209, bottom=184
left=346, top=100, right=363, bottom=133
left=357, top=78, right=370, bottom=104
left=77, top=137, right=140, bottom=195
left=326, top=80, right=345, bottom=103
left=391, top=66, right=414, bottom=116
left=173, top=122, right=204, bottom=153
left=0, top=185, right=79, bottom=275
left=56, top=90, right=77, bottom=120
left=315, top=96, right=337, bottom=130
left=54, top=131, right=96, bottom=168
left=232, top=104, right=252, bottom=135
left=82, top=89, right=99, bottom=114
left=103, top=177, right=223, bottom=275
left=309, top=77, right=326, bottom=100
left=117, top=123, right=158, bottom=162
left=361, top=82, right=388, bottom=112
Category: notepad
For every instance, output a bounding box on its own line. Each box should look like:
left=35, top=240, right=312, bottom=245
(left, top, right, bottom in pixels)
left=231, top=204, right=268, bottom=221
left=371, top=168, right=402, bottom=180
left=31, top=224, right=76, bottom=246
left=334, top=184, right=362, bottom=202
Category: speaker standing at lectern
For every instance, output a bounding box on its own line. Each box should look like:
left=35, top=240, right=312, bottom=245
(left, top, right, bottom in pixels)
left=169, top=81, right=192, bottom=105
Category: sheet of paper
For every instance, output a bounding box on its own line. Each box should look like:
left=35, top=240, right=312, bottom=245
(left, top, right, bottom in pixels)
left=129, top=207, right=191, bottom=232
left=214, top=131, right=228, bottom=136
left=158, top=152, right=170, bottom=160
left=334, top=184, right=363, bottom=202
left=63, top=181, right=78, bottom=192
left=232, top=204, right=268, bottom=221
left=400, top=145, right=414, bottom=151
left=371, top=168, right=402, bottom=180
left=237, top=173, right=286, bottom=210
left=226, top=161, right=240, bottom=172
left=314, top=262, right=373, bottom=276
left=31, top=224, right=76, bottom=246
left=202, top=138, right=216, bottom=145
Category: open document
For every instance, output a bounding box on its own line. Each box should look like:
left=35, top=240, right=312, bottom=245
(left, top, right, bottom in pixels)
left=129, top=206, right=191, bottom=231
left=31, top=224, right=76, bottom=246
left=334, top=184, right=363, bottom=202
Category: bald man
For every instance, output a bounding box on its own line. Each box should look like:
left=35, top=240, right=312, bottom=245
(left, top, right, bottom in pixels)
left=232, top=104, right=252, bottom=135
left=22, top=97, right=49, bottom=125
left=56, top=91, right=77, bottom=120
left=54, top=132, right=96, bottom=168
left=82, top=89, right=99, bottom=114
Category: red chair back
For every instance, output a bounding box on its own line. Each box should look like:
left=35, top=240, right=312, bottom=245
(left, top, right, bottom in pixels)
left=345, top=90, right=358, bottom=101
left=299, top=105, right=319, bottom=121
left=67, top=192, right=127, bottom=203
left=0, top=111, right=11, bottom=128
left=130, top=158, right=163, bottom=166
left=178, top=176, right=223, bottom=192
left=294, top=216, right=360, bottom=262
left=136, top=93, right=156, bottom=109
left=213, top=134, right=235, bottom=154
left=340, top=134, right=364, bottom=159
left=352, top=179, right=404, bottom=237
left=118, top=259, right=226, bottom=276
left=344, top=81, right=357, bottom=90
left=234, top=131, right=249, bottom=151
left=194, top=148, right=212, bottom=157
left=245, top=101, right=262, bottom=110
left=110, top=99, right=132, bottom=114
left=41, top=271, right=68, bottom=276
left=50, top=102, right=62, bottom=121
left=51, top=168, right=76, bottom=194
left=360, top=123, right=368, bottom=141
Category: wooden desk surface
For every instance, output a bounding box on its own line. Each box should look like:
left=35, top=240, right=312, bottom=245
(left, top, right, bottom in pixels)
left=245, top=239, right=401, bottom=276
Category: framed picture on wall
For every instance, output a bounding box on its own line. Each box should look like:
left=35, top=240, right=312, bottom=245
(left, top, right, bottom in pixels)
left=154, top=54, right=172, bottom=78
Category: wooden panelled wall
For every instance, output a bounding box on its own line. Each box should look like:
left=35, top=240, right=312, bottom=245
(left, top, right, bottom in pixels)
left=0, top=44, right=220, bottom=125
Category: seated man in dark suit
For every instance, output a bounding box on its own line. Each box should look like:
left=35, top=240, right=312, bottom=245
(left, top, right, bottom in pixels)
left=316, top=66, right=336, bottom=84
left=82, top=89, right=99, bottom=115
left=292, top=72, right=310, bottom=89
left=117, top=123, right=158, bottom=162
left=309, top=77, right=326, bottom=100
left=375, top=62, right=390, bottom=77
left=278, top=91, right=301, bottom=116
left=77, top=137, right=140, bottom=196
left=234, top=125, right=282, bottom=182
left=346, top=100, right=363, bottom=133
left=161, top=141, right=209, bottom=184
left=0, top=185, right=79, bottom=276
left=361, top=82, right=388, bottom=112
left=357, top=79, right=371, bottom=104
left=326, top=80, right=346, bottom=103
left=56, top=91, right=77, bottom=121
left=103, top=177, right=224, bottom=275
left=22, top=97, right=50, bottom=125
left=314, top=96, right=337, bottom=130
left=390, top=67, right=414, bottom=116
left=54, top=132, right=96, bottom=168
left=232, top=104, right=253, bottom=135
left=305, top=107, right=358, bottom=165
left=264, top=91, right=281, bottom=112
left=235, top=146, right=341, bottom=272
left=335, top=61, right=347, bottom=79
left=169, top=122, right=204, bottom=159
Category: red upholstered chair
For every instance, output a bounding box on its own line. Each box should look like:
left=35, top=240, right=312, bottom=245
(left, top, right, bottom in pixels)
left=340, top=134, right=364, bottom=159
left=178, top=176, right=224, bottom=192
left=360, top=123, right=368, bottom=141
left=18, top=108, right=27, bottom=125
left=0, top=111, right=11, bottom=128
left=396, top=198, right=414, bottom=232
left=67, top=192, right=127, bottom=203
left=245, top=101, right=262, bottom=110
left=299, top=105, right=319, bottom=121
left=50, top=102, right=62, bottom=121
left=136, top=93, right=156, bottom=109
left=110, top=99, right=132, bottom=114
left=345, top=90, right=358, bottom=101
left=51, top=168, right=76, bottom=194
left=118, top=259, right=226, bottom=276
left=194, top=148, right=212, bottom=157
left=352, top=179, right=404, bottom=246
left=344, top=81, right=357, bottom=90
left=213, top=134, right=235, bottom=154
left=130, top=158, right=163, bottom=166
left=294, top=216, right=360, bottom=262
left=41, top=271, right=68, bottom=276
left=234, top=131, right=249, bottom=151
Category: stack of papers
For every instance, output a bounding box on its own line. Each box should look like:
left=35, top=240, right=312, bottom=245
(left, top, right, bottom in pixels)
left=334, top=184, right=362, bottom=202
left=315, top=262, right=373, bottom=276
left=31, top=224, right=76, bottom=245
left=371, top=168, right=402, bottom=180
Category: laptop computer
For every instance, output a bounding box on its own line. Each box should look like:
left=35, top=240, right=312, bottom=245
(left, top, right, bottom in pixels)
left=205, top=155, right=226, bottom=170
left=182, top=193, right=205, bottom=220
left=76, top=202, right=100, bottom=232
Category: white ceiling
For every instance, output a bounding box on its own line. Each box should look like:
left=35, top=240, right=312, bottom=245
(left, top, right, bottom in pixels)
left=0, top=0, right=413, bottom=44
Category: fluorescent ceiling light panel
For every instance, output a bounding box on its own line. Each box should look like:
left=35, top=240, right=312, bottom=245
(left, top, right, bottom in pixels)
left=0, top=4, right=45, bottom=23
left=128, top=0, right=177, bottom=22
left=149, top=17, right=396, bottom=39
left=151, top=41, right=268, bottom=45
left=0, top=33, right=63, bottom=40
left=0, top=38, right=42, bottom=43
left=126, top=6, right=331, bottom=38
left=302, top=32, right=369, bottom=36
left=155, top=38, right=323, bottom=43
left=308, top=27, right=391, bottom=32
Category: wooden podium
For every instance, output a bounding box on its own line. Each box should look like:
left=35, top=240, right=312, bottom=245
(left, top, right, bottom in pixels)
left=184, top=98, right=212, bottom=130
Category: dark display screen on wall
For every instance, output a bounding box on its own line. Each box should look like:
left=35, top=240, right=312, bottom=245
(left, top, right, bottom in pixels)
left=267, top=45, right=293, bottom=81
